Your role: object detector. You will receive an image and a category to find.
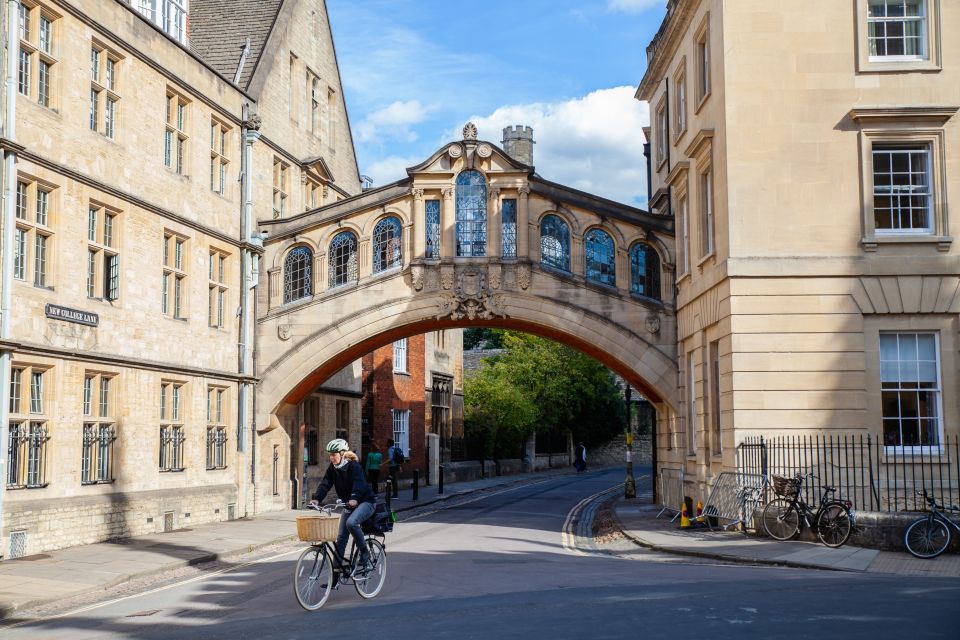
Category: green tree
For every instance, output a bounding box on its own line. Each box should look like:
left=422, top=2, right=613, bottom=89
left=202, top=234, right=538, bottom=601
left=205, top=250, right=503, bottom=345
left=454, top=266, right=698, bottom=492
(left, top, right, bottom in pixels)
left=463, top=328, right=505, bottom=350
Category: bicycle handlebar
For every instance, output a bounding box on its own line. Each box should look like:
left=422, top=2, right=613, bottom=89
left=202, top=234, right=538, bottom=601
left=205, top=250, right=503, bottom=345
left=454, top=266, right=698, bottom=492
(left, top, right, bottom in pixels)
left=307, top=500, right=348, bottom=515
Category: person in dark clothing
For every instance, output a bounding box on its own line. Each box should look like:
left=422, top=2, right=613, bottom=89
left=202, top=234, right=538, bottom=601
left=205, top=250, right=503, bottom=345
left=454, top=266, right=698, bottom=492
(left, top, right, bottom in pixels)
left=574, top=442, right=587, bottom=473
left=309, top=438, right=376, bottom=571
left=365, top=443, right=383, bottom=494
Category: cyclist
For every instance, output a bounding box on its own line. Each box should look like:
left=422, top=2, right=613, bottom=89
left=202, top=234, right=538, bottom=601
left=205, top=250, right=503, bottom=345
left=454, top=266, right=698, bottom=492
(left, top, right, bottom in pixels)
left=309, top=438, right=377, bottom=573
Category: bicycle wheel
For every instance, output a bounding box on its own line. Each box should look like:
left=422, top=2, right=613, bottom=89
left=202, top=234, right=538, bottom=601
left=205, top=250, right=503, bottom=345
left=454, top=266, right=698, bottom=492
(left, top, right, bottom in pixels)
left=904, top=516, right=951, bottom=559
left=815, top=502, right=852, bottom=548
left=762, top=498, right=800, bottom=541
left=352, top=538, right=387, bottom=599
left=294, top=545, right=334, bottom=610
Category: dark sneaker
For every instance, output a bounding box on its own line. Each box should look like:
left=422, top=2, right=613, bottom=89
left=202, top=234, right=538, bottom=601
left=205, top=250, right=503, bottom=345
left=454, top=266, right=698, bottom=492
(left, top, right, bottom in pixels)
left=357, top=556, right=373, bottom=574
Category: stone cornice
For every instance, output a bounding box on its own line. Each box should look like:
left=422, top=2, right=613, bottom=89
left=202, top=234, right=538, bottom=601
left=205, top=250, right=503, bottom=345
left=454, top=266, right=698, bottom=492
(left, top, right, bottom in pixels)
left=636, top=0, right=701, bottom=101
left=666, top=160, right=690, bottom=188
left=848, top=106, right=959, bottom=125
left=683, top=128, right=714, bottom=158
left=0, top=136, right=25, bottom=153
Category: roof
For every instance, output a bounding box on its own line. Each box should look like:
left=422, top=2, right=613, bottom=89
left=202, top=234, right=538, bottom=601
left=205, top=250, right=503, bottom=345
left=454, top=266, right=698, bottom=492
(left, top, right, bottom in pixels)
left=189, top=0, right=284, bottom=89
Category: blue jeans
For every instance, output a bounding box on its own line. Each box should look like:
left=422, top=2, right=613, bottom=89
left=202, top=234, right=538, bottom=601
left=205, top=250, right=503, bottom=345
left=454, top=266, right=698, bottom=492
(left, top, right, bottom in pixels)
left=336, top=501, right=375, bottom=563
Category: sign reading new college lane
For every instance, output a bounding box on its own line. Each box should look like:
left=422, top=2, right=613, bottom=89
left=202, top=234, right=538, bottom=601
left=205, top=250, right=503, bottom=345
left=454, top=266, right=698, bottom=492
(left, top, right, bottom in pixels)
left=45, top=304, right=99, bottom=327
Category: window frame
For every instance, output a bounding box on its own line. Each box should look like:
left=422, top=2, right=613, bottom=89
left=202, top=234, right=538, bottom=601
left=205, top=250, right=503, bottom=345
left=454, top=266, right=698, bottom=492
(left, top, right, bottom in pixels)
left=392, top=409, right=410, bottom=457
left=372, top=216, right=403, bottom=274
left=629, top=242, right=662, bottom=301
left=164, top=91, right=189, bottom=175
left=90, top=41, right=122, bottom=139
left=7, top=363, right=50, bottom=489
left=455, top=170, right=488, bottom=257
left=655, top=96, right=668, bottom=169
left=539, top=214, right=571, bottom=273
left=856, top=0, right=941, bottom=72
left=206, top=386, right=228, bottom=470
left=209, top=119, right=230, bottom=196
left=273, top=158, right=289, bottom=218
left=283, top=245, right=313, bottom=303
left=327, top=231, right=358, bottom=289
left=81, top=372, right=116, bottom=485
left=393, top=338, right=408, bottom=374
left=159, top=381, right=186, bottom=472
left=13, top=176, right=56, bottom=289
left=673, top=59, right=687, bottom=142
left=698, top=164, right=715, bottom=261
left=17, top=1, right=59, bottom=110
left=162, top=232, right=188, bottom=319
left=208, top=248, right=229, bottom=327
left=87, top=203, right=120, bottom=301
left=584, top=228, right=617, bottom=288
left=693, top=14, right=711, bottom=111
left=879, top=331, right=944, bottom=453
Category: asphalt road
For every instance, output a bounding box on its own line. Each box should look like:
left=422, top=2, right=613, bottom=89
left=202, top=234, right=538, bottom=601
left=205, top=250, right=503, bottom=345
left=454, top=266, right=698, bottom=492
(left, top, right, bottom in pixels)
left=4, top=468, right=958, bottom=639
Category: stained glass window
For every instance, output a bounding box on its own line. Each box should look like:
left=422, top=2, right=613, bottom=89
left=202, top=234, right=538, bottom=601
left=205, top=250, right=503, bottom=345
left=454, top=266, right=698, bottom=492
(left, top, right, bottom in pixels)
left=585, top=229, right=616, bottom=287
left=501, top=198, right=517, bottom=258
left=540, top=214, right=570, bottom=272
left=373, top=216, right=402, bottom=273
left=630, top=243, right=661, bottom=300
left=425, top=200, right=440, bottom=259
left=328, top=231, right=357, bottom=288
left=455, top=171, right=486, bottom=257
left=283, top=246, right=312, bottom=303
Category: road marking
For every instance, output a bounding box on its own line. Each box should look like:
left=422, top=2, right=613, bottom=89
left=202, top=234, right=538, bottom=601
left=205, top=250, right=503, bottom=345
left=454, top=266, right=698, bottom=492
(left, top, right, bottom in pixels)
left=400, top=475, right=569, bottom=522
left=561, top=484, right=622, bottom=555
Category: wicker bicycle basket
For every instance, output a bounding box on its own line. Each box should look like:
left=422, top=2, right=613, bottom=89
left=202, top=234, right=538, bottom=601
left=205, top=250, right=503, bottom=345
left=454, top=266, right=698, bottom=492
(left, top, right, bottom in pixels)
left=772, top=475, right=802, bottom=499
left=296, top=514, right=340, bottom=542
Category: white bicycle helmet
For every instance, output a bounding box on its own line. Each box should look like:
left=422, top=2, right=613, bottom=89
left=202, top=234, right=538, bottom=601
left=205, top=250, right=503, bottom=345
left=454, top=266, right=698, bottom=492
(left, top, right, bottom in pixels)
left=325, top=438, right=349, bottom=454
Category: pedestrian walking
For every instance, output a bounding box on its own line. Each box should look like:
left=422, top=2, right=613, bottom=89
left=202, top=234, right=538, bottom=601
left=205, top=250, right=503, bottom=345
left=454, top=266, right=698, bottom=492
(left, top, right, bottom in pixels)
left=365, top=443, right=383, bottom=494
left=386, top=438, right=405, bottom=490
left=574, top=441, right=587, bottom=473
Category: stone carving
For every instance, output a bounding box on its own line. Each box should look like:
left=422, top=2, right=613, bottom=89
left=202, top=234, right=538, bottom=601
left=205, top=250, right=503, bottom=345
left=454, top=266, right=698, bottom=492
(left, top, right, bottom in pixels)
left=517, top=264, right=531, bottom=290
left=278, top=324, right=292, bottom=341
left=645, top=314, right=661, bottom=335
left=244, top=113, right=263, bottom=130
left=441, top=187, right=455, bottom=199
left=436, top=266, right=506, bottom=321
left=411, top=264, right=424, bottom=291
left=477, top=143, right=492, bottom=158
left=412, top=188, right=424, bottom=200
left=44, top=320, right=97, bottom=351
left=448, top=144, right=463, bottom=159
left=440, top=265, right=455, bottom=290
left=463, top=122, right=478, bottom=140
left=425, top=268, right=440, bottom=291
left=488, top=264, right=502, bottom=290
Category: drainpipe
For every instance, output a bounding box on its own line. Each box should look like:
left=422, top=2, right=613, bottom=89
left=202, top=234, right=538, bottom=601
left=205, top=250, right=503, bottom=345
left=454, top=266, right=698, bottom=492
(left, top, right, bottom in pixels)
left=0, top=0, right=20, bottom=558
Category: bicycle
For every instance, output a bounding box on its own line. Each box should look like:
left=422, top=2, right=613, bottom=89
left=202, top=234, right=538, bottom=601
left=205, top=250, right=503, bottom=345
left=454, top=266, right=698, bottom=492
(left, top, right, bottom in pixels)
left=903, top=489, right=960, bottom=559
left=761, top=473, right=853, bottom=548
left=293, top=500, right=391, bottom=610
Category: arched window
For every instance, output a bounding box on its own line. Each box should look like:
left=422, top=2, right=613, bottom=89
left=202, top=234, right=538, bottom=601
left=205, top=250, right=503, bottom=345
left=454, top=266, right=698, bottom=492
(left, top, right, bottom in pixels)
left=585, top=229, right=616, bottom=287
left=283, top=246, right=313, bottom=303
left=373, top=216, right=402, bottom=273
left=540, top=214, right=570, bottom=271
left=455, top=170, right=486, bottom=256
left=630, top=242, right=661, bottom=300
left=425, top=199, right=440, bottom=259
left=328, top=231, right=357, bottom=288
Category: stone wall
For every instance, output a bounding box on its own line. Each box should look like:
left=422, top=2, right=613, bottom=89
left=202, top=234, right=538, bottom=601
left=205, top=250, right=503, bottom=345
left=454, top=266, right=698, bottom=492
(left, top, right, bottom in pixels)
left=588, top=435, right=653, bottom=468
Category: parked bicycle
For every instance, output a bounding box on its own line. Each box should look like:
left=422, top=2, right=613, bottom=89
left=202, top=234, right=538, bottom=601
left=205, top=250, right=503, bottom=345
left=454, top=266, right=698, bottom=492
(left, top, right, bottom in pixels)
left=761, top=473, right=853, bottom=548
left=293, top=500, right=391, bottom=610
left=903, top=489, right=960, bottom=559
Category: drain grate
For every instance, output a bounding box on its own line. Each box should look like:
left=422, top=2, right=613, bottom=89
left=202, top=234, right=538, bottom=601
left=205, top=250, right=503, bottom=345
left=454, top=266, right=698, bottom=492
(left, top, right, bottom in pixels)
left=163, top=512, right=174, bottom=532
left=9, top=531, right=27, bottom=559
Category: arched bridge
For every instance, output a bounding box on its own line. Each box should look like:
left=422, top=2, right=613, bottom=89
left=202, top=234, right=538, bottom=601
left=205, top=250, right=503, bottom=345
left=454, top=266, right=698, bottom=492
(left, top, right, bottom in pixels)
left=255, top=126, right=678, bottom=431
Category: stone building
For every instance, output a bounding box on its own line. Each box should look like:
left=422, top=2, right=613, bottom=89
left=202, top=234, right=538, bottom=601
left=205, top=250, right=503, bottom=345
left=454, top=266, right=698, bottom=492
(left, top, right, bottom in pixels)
left=637, top=0, right=959, bottom=494
left=0, top=0, right=361, bottom=557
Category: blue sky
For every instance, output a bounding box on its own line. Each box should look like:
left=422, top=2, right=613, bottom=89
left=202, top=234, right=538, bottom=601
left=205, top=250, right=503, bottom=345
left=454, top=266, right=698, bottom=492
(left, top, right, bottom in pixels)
left=327, top=0, right=666, bottom=206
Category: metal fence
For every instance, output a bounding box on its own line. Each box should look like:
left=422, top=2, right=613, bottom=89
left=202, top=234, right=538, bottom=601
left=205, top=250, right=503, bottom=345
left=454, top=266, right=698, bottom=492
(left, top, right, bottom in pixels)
left=737, top=434, right=960, bottom=513
left=656, top=467, right=684, bottom=521
left=702, top=471, right=766, bottom=531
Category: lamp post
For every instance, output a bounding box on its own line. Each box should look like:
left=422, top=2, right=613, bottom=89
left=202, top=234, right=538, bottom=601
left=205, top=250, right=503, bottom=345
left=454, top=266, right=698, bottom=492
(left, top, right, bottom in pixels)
left=624, top=385, right=636, bottom=499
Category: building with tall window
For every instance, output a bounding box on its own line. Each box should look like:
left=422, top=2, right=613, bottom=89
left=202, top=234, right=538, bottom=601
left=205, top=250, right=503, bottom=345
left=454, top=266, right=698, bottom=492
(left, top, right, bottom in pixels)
left=0, top=0, right=360, bottom=558
left=638, top=0, right=958, bottom=492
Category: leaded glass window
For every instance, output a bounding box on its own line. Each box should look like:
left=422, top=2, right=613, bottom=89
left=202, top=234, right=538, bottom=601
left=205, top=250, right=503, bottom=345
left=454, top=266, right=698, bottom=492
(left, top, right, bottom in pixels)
left=585, top=229, right=616, bottom=287
left=540, top=214, right=570, bottom=272
left=425, top=199, right=440, bottom=259
left=455, top=171, right=486, bottom=256
left=373, top=216, right=402, bottom=273
left=630, top=243, right=661, bottom=300
left=283, top=246, right=313, bottom=303
left=501, top=198, right=517, bottom=258
left=328, top=231, right=358, bottom=288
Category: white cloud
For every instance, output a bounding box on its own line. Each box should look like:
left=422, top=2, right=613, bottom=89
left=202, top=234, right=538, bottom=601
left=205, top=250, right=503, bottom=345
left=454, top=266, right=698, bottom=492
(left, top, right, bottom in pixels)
left=607, top=0, right=665, bottom=13
left=364, top=154, right=423, bottom=187
left=357, top=100, right=431, bottom=143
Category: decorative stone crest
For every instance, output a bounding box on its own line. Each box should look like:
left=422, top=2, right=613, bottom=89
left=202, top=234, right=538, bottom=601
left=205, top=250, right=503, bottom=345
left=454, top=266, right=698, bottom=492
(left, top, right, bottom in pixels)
left=440, top=265, right=455, bottom=290
left=278, top=324, right=292, bottom=341
left=645, top=314, right=661, bottom=335
left=244, top=113, right=263, bottom=131
left=447, top=144, right=463, bottom=159
left=476, top=143, right=492, bottom=158
left=462, top=122, right=478, bottom=141
left=488, top=264, right=501, bottom=290
left=411, top=264, right=424, bottom=291
left=516, top=264, right=531, bottom=290
left=436, top=266, right=506, bottom=321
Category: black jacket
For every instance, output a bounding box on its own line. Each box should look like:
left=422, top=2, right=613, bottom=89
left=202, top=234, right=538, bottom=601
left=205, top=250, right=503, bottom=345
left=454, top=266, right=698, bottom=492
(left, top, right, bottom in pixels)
left=312, top=460, right=376, bottom=504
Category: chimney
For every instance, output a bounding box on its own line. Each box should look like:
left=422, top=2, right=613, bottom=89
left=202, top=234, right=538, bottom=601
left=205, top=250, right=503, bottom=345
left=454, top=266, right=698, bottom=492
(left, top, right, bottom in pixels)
left=501, top=125, right=535, bottom=166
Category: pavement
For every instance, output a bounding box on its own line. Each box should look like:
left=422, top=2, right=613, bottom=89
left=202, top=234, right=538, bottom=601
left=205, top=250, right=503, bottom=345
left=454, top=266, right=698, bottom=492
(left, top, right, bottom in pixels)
left=0, top=465, right=580, bottom=620
left=613, top=498, right=960, bottom=578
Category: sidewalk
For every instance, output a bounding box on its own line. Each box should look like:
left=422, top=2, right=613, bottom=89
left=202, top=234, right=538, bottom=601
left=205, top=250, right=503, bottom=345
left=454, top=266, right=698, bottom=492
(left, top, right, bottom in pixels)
left=614, top=499, right=960, bottom=578
left=0, top=466, right=580, bottom=620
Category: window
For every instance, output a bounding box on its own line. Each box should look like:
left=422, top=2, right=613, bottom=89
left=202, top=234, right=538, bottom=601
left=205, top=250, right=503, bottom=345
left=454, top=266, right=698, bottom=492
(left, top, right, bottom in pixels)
left=708, top=341, right=721, bottom=456
left=694, top=16, right=711, bottom=105
left=132, top=0, right=187, bottom=44
left=674, top=65, right=687, bottom=137
left=678, top=195, right=690, bottom=276
left=162, top=233, right=187, bottom=318
left=81, top=373, right=116, bottom=484
left=13, top=176, right=55, bottom=288
left=686, top=352, right=697, bottom=455
left=208, top=249, right=228, bottom=327
left=585, top=229, right=616, bottom=287
left=629, top=243, right=661, bottom=300
left=160, top=382, right=185, bottom=471
left=164, top=92, right=188, bottom=174
left=273, top=158, right=289, bottom=218
left=699, top=168, right=714, bottom=257
left=431, top=375, right=453, bottom=441
left=310, top=75, right=320, bottom=136
left=90, top=42, right=121, bottom=139
left=373, top=216, right=402, bottom=273
left=393, top=338, right=408, bottom=373
left=868, top=0, right=926, bottom=59
left=455, top=170, right=487, bottom=257
left=540, top=214, right=570, bottom=272
left=336, top=400, right=349, bottom=441
left=210, top=120, right=230, bottom=195
left=283, top=246, right=313, bottom=303
left=7, top=365, right=50, bottom=489
left=501, top=198, right=517, bottom=258
left=17, top=2, right=58, bottom=108
left=305, top=178, right=322, bottom=210
left=392, top=409, right=410, bottom=457
left=87, top=204, right=120, bottom=300
left=425, top=199, right=441, bottom=259
left=655, top=99, right=668, bottom=166
left=206, top=387, right=228, bottom=470
left=328, top=231, right=357, bottom=288
left=881, top=333, right=942, bottom=449
left=872, top=145, right=932, bottom=234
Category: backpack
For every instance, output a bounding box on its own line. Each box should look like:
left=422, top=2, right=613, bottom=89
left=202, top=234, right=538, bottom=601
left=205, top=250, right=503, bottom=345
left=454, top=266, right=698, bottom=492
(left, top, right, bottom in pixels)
left=392, top=446, right=406, bottom=465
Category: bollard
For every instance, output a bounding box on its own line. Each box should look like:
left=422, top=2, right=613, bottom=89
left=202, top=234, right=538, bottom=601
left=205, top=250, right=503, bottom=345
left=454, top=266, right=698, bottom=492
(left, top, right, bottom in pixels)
left=385, top=479, right=393, bottom=511
left=412, top=469, right=420, bottom=501
left=425, top=442, right=431, bottom=486
left=438, top=464, right=444, bottom=495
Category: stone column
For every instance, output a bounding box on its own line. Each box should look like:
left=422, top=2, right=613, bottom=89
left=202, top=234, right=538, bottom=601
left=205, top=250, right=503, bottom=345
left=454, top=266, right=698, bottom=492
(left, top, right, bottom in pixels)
left=487, top=187, right=501, bottom=258
left=616, top=248, right=629, bottom=291
left=517, top=186, right=530, bottom=260
left=441, top=187, right=455, bottom=259
left=412, top=188, right=425, bottom=260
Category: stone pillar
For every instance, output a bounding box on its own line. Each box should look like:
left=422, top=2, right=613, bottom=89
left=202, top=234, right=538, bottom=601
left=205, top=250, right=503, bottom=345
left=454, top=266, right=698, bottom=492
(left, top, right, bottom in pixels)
left=517, top=186, right=530, bottom=260
left=427, top=433, right=440, bottom=488
left=412, top=188, right=425, bottom=259
left=616, top=248, right=629, bottom=291
left=487, top=187, right=501, bottom=258
left=441, top=187, right=455, bottom=259
left=523, top=432, right=536, bottom=472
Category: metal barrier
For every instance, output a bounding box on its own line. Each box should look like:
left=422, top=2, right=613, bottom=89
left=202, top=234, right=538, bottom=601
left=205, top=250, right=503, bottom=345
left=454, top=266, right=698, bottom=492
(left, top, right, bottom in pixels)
left=656, top=467, right=685, bottom=521
left=701, top=471, right=766, bottom=532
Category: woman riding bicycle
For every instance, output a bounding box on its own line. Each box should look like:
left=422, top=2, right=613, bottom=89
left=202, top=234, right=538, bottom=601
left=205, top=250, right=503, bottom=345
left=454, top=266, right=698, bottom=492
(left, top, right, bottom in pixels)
left=309, top=438, right=376, bottom=572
